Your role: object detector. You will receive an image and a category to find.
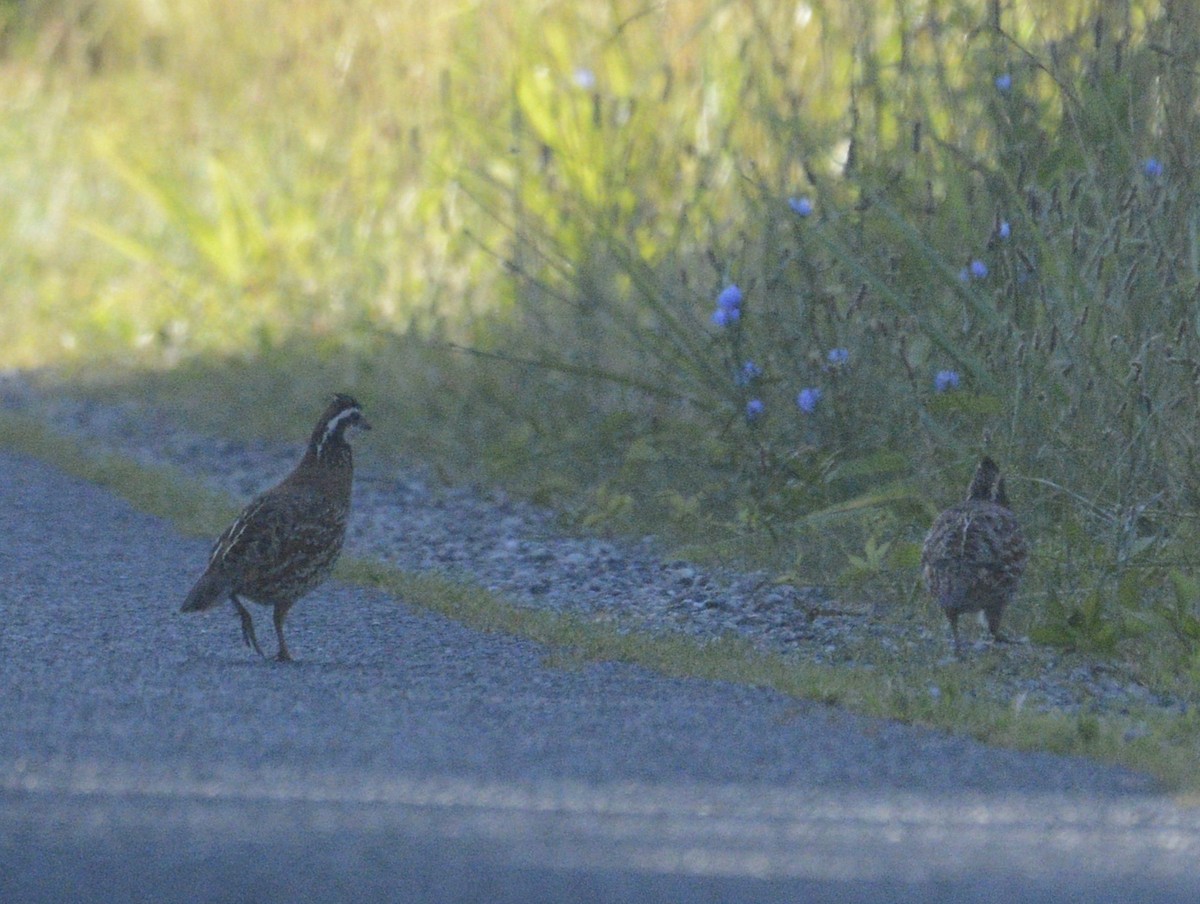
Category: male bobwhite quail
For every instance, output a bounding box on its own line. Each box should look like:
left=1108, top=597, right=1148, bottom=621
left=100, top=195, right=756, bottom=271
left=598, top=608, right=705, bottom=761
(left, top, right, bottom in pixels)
left=181, top=393, right=370, bottom=661
left=921, top=456, right=1028, bottom=657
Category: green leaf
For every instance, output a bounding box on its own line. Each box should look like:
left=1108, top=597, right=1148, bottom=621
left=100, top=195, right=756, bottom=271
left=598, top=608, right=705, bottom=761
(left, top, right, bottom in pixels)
left=889, top=540, right=924, bottom=569
left=1116, top=569, right=1143, bottom=610
left=926, top=393, right=1006, bottom=416
left=831, top=450, right=909, bottom=481
left=1170, top=570, right=1200, bottom=607
left=624, top=436, right=662, bottom=465
left=798, top=481, right=921, bottom=525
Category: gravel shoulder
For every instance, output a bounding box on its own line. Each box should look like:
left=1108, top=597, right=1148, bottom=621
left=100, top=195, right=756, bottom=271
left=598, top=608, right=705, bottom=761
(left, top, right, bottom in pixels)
left=2, top=387, right=1200, bottom=900
left=0, top=377, right=1180, bottom=718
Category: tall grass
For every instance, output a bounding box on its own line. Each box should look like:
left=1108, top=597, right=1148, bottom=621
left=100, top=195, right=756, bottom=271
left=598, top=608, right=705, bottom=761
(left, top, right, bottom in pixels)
left=4, top=0, right=1200, bottom=689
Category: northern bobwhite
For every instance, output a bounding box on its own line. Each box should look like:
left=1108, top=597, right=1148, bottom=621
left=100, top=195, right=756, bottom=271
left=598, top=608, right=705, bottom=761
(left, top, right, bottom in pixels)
left=181, top=393, right=370, bottom=661
left=921, top=456, right=1028, bottom=657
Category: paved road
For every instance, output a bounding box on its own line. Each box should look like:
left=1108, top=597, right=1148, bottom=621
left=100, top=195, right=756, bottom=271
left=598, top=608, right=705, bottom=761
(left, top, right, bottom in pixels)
left=1, top=448, right=1198, bottom=902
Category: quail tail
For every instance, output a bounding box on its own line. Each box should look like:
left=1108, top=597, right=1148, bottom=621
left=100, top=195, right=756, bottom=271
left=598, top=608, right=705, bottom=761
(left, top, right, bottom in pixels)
left=182, top=568, right=231, bottom=613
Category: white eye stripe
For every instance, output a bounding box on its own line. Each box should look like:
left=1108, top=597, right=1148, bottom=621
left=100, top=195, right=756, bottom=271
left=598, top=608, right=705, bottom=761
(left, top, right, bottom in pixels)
left=324, top=406, right=362, bottom=436
left=316, top=406, right=364, bottom=455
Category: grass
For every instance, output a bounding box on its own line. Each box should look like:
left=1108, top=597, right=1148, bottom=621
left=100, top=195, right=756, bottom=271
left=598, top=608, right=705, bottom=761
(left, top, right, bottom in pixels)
left=2, top=403, right=1198, bottom=792
left=3, top=0, right=1200, bottom=780
left=0, top=408, right=240, bottom=534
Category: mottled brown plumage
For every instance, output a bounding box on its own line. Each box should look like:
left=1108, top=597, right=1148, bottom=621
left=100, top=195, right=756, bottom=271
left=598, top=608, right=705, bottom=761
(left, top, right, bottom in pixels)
left=182, top=394, right=370, bottom=661
left=921, top=456, right=1028, bottom=657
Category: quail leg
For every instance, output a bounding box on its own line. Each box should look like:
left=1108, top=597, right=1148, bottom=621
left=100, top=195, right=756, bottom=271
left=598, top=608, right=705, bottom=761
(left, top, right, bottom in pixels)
left=232, top=595, right=265, bottom=658
left=985, top=607, right=1013, bottom=644
left=947, top=612, right=964, bottom=659
left=273, top=603, right=293, bottom=662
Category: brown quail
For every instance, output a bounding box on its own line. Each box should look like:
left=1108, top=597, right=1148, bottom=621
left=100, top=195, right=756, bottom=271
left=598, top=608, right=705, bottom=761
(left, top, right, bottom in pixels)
left=181, top=393, right=370, bottom=661
left=921, top=456, right=1028, bottom=657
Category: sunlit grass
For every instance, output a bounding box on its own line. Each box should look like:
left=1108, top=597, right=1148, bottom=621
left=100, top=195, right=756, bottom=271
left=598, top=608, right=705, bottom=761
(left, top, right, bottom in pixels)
left=0, top=0, right=1084, bottom=364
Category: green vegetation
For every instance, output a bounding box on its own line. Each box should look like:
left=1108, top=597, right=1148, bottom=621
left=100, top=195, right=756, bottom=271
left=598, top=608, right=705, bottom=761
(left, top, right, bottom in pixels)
left=4, top=1, right=1200, bottom=765
left=0, top=409, right=239, bottom=533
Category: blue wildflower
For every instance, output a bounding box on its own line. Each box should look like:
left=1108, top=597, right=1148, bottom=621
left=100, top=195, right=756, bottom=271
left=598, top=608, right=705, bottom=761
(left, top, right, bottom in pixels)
left=788, top=196, right=814, bottom=217
left=994, top=73, right=1012, bottom=92
left=969, top=259, right=989, bottom=279
left=711, top=284, right=743, bottom=327
left=796, top=387, right=822, bottom=413
left=1143, top=157, right=1164, bottom=178
left=826, top=348, right=849, bottom=366
left=745, top=398, right=765, bottom=420
left=711, top=306, right=740, bottom=327
left=716, top=284, right=743, bottom=310
left=934, top=370, right=961, bottom=393
left=997, top=220, right=1011, bottom=239
left=736, top=361, right=763, bottom=385
left=958, top=267, right=971, bottom=283
left=573, top=68, right=596, bottom=90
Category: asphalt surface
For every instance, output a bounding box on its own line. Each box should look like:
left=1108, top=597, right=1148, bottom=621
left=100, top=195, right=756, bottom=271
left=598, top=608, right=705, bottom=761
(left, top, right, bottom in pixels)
left=2, top=447, right=1199, bottom=902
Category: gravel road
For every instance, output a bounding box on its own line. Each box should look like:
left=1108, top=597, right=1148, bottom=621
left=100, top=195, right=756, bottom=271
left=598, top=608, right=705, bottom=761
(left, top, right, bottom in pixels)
left=3, top=447, right=1200, bottom=901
